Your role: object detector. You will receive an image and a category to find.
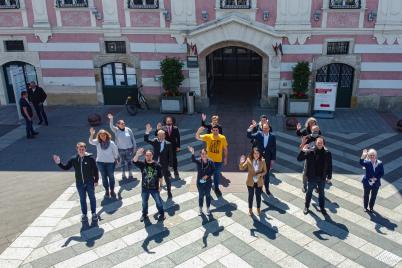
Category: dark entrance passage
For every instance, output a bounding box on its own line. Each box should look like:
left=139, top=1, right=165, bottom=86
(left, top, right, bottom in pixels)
left=316, top=63, right=354, bottom=108
left=206, top=46, right=262, bottom=105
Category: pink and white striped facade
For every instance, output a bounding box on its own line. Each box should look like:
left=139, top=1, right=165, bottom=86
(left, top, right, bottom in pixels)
left=0, top=0, right=402, bottom=110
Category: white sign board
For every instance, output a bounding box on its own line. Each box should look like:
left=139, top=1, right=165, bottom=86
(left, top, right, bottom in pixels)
left=314, top=82, right=338, bottom=112
left=9, top=66, right=27, bottom=120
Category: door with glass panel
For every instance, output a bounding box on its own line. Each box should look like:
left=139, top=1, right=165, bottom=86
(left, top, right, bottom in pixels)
left=101, top=62, right=137, bottom=105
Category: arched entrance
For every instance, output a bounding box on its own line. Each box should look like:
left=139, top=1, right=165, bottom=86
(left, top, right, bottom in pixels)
left=2, top=61, right=38, bottom=103
left=206, top=46, right=262, bottom=104
left=101, top=62, right=137, bottom=105
left=316, top=63, right=354, bottom=108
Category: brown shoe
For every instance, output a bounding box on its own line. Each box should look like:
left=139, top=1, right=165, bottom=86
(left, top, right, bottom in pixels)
left=248, top=208, right=253, bottom=216
left=256, top=208, right=261, bottom=216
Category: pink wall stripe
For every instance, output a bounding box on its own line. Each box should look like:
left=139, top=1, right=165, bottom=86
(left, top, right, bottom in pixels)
left=137, top=53, right=187, bottom=61
left=48, top=33, right=103, bottom=42
left=38, top=52, right=95, bottom=60
left=361, top=54, right=402, bottom=62
left=46, top=0, right=57, bottom=26
left=127, top=34, right=177, bottom=43
left=280, top=72, right=293, bottom=80
left=281, top=54, right=313, bottom=62
left=143, top=86, right=161, bottom=95
left=358, top=89, right=402, bottom=96
left=360, top=72, right=402, bottom=80
left=41, top=69, right=95, bottom=77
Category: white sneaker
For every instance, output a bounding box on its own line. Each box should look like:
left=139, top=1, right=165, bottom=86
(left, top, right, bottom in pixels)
left=207, top=208, right=211, bottom=216
left=199, top=207, right=203, bottom=216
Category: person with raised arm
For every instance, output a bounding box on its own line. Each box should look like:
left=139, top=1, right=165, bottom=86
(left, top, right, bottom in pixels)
left=201, top=113, right=223, bottom=134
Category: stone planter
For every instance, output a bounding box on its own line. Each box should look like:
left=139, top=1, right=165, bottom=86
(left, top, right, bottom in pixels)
left=286, top=98, right=312, bottom=116
left=160, top=95, right=184, bottom=114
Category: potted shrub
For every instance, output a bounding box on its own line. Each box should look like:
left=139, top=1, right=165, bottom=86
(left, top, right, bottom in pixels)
left=160, top=57, right=185, bottom=113
left=286, top=61, right=312, bottom=116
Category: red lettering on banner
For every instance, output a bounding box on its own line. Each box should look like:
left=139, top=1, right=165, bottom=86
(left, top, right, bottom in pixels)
left=320, top=104, right=330, bottom=107
left=315, top=88, right=332, bottom=93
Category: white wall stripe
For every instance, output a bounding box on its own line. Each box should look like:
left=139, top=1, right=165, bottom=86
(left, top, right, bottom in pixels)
left=280, top=62, right=312, bottom=72
left=140, top=60, right=188, bottom=70
left=282, top=45, right=323, bottom=54
left=131, top=43, right=187, bottom=53
left=354, top=45, right=402, bottom=54
left=359, top=80, right=402, bottom=89
left=43, top=77, right=96, bottom=86
left=361, top=62, right=402, bottom=72
left=142, top=77, right=190, bottom=88
left=28, top=43, right=100, bottom=52
left=40, top=60, right=94, bottom=69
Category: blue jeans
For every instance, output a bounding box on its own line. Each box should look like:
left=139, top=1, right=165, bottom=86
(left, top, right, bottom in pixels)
left=118, top=148, right=134, bottom=177
left=305, top=180, right=326, bottom=209
left=76, top=182, right=96, bottom=215
left=213, top=162, right=222, bottom=190
left=24, top=118, right=35, bottom=137
left=141, top=188, right=164, bottom=216
left=97, top=162, right=115, bottom=192
left=197, top=182, right=212, bottom=208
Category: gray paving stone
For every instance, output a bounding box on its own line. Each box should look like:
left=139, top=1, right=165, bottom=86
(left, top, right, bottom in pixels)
left=355, top=253, right=389, bottom=268
left=206, top=261, right=226, bottom=268
left=167, top=240, right=206, bottom=265
left=221, top=236, right=254, bottom=257
left=241, top=250, right=281, bottom=268
left=294, top=249, right=331, bottom=268
left=144, top=256, right=176, bottom=268
left=29, top=246, right=77, bottom=268
left=106, top=242, right=146, bottom=265
left=265, top=235, right=305, bottom=257
left=330, top=241, right=363, bottom=260
left=71, top=229, right=119, bottom=255
left=80, top=257, right=114, bottom=268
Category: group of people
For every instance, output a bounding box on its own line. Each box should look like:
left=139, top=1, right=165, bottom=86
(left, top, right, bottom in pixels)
left=19, top=81, right=49, bottom=139
left=52, top=111, right=385, bottom=224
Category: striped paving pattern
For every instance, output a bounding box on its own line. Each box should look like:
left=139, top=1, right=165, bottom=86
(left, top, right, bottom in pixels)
left=0, top=129, right=401, bottom=267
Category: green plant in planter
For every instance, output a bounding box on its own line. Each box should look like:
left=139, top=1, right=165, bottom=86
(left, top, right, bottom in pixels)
left=291, top=61, right=311, bottom=99
left=160, top=57, right=185, bottom=97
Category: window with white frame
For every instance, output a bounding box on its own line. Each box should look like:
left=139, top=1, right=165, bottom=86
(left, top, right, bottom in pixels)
left=0, top=0, right=20, bottom=9
left=56, top=0, right=88, bottom=8
left=128, top=0, right=158, bottom=9
left=329, top=0, right=360, bottom=9
left=220, top=0, right=251, bottom=9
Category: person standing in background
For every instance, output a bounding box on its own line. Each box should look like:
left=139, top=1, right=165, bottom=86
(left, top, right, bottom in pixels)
left=28, top=81, right=48, bottom=126
left=19, top=91, right=38, bottom=139
left=89, top=128, right=119, bottom=198
left=108, top=113, right=136, bottom=180
left=201, top=113, right=223, bottom=134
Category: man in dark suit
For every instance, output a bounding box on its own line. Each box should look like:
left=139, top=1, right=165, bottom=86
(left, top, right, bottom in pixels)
left=145, top=123, right=174, bottom=199
left=156, top=116, right=181, bottom=179
left=19, top=91, right=39, bottom=139
left=247, top=121, right=276, bottom=195
left=28, top=81, right=48, bottom=125
left=250, top=115, right=273, bottom=148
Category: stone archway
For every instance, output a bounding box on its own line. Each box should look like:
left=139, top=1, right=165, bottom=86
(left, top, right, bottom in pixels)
left=93, top=54, right=141, bottom=104
left=312, top=55, right=361, bottom=108
left=186, top=15, right=283, bottom=108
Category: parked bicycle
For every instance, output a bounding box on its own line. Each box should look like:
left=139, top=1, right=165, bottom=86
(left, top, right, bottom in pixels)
left=125, top=85, right=150, bottom=115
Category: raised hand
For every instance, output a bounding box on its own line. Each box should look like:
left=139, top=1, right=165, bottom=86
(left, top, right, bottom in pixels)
left=90, top=127, right=95, bottom=135
left=301, top=144, right=309, bottom=152
left=145, top=123, right=152, bottom=133
left=240, top=155, right=246, bottom=163
left=107, top=113, right=113, bottom=120
left=362, top=149, right=368, bottom=155
left=297, top=122, right=302, bottom=130
left=53, top=155, right=61, bottom=164
left=201, top=113, right=207, bottom=121
left=198, top=126, right=205, bottom=132
left=188, top=146, right=194, bottom=154
left=136, top=148, right=145, bottom=156
left=156, top=122, right=162, bottom=130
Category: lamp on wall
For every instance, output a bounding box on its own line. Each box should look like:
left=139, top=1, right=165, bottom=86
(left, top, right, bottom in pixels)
left=313, top=10, right=321, bottom=21
left=201, top=10, right=209, bottom=22
left=162, top=10, right=171, bottom=21
left=368, top=10, right=377, bottom=22
left=263, top=10, right=270, bottom=21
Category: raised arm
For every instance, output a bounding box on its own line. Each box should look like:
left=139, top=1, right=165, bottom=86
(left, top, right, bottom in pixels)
left=359, top=149, right=368, bottom=166
left=195, top=126, right=205, bottom=141
left=53, top=155, right=73, bottom=170
left=246, top=120, right=258, bottom=140
left=88, top=128, right=98, bottom=145
left=239, top=155, right=248, bottom=171
left=144, top=123, right=153, bottom=145
left=108, top=114, right=118, bottom=133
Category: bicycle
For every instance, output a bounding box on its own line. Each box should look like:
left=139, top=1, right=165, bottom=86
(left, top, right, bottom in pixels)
left=125, top=85, right=150, bottom=115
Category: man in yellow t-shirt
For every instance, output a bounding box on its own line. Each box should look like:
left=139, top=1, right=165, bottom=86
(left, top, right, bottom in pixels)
left=196, top=125, right=228, bottom=197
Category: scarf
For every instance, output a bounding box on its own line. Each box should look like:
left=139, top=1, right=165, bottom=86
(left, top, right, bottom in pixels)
left=100, top=140, right=110, bottom=150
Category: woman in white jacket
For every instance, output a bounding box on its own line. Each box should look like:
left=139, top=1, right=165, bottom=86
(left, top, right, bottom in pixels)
left=89, top=128, right=119, bottom=198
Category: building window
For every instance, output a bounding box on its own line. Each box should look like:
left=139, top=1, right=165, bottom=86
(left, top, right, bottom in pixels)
left=329, top=0, right=360, bottom=9
left=4, top=40, right=24, bottom=51
left=56, top=0, right=88, bottom=8
left=102, top=63, right=136, bottom=86
left=0, top=0, right=20, bottom=9
left=220, top=0, right=251, bottom=9
left=105, top=41, right=127, bottom=54
left=128, top=0, right=159, bottom=9
left=327, top=41, right=350, bottom=55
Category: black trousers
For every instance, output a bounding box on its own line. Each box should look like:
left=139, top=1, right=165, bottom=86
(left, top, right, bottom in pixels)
left=24, top=118, right=35, bottom=137
left=247, top=183, right=262, bottom=209
left=305, top=180, right=325, bottom=209
left=33, top=103, right=48, bottom=124
left=363, top=186, right=379, bottom=210
left=171, top=149, right=178, bottom=173
left=161, top=162, right=172, bottom=193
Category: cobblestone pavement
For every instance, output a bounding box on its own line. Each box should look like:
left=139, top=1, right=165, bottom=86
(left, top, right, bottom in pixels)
left=0, top=104, right=401, bottom=267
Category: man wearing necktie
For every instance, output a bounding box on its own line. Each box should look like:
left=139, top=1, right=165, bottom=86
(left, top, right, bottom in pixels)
left=156, top=116, right=181, bottom=179
left=145, top=123, right=174, bottom=199
left=247, top=121, right=276, bottom=195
